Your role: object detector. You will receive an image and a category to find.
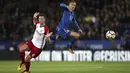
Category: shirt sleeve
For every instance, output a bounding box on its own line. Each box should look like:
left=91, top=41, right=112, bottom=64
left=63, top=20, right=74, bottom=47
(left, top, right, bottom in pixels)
left=44, top=25, right=49, bottom=35
left=34, top=21, right=40, bottom=25
left=60, top=3, right=68, bottom=10
left=36, top=21, right=40, bottom=24
left=36, top=24, right=49, bottom=34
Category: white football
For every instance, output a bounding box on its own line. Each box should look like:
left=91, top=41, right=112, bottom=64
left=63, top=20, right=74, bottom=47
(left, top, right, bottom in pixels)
left=106, top=30, right=116, bottom=39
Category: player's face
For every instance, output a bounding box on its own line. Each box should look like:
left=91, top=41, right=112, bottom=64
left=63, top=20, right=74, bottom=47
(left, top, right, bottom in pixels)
left=68, top=2, right=76, bottom=11
left=39, top=16, right=45, bottom=25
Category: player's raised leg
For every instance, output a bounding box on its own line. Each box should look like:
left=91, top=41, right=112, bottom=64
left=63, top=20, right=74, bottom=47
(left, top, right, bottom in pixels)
left=22, top=47, right=42, bottom=73
left=18, top=43, right=30, bottom=71
left=67, top=31, right=80, bottom=54
left=22, top=55, right=31, bottom=73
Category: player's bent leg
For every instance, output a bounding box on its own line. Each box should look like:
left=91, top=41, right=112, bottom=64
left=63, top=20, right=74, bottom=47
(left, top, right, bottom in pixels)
left=18, top=44, right=30, bottom=71
left=67, top=31, right=80, bottom=54
left=23, top=47, right=42, bottom=73
left=22, top=55, right=31, bottom=73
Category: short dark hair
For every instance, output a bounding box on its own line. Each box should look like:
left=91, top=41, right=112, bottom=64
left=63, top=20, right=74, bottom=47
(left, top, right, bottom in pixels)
left=39, top=13, right=46, bottom=18
left=68, top=0, right=76, bottom=4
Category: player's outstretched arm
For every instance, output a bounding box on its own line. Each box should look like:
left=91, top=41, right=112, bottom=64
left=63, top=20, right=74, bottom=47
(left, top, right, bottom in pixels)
left=74, top=18, right=80, bottom=29
left=46, top=32, right=53, bottom=43
left=33, top=12, right=39, bottom=25
left=60, top=3, right=68, bottom=10
left=74, top=19, right=85, bottom=35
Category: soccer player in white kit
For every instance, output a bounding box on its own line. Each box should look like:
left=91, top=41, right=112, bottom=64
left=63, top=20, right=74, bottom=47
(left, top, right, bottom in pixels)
left=17, top=12, right=52, bottom=73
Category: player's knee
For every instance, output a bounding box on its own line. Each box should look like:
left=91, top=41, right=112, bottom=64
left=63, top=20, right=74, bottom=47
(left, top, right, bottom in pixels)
left=77, top=34, right=80, bottom=38
left=71, top=32, right=80, bottom=39
left=25, top=59, right=28, bottom=62
left=25, top=55, right=31, bottom=62
left=74, top=33, right=80, bottom=39
left=25, top=59, right=30, bottom=62
left=19, top=44, right=28, bottom=52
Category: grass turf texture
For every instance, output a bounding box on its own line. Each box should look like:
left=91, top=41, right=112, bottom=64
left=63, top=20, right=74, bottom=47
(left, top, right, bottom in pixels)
left=0, top=61, right=130, bottom=73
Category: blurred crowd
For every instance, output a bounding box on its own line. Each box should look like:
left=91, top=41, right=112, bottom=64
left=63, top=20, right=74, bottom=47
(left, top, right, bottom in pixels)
left=0, top=0, right=130, bottom=41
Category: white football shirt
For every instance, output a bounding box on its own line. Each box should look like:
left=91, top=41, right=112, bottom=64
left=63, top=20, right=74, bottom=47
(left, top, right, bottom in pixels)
left=32, top=22, right=49, bottom=49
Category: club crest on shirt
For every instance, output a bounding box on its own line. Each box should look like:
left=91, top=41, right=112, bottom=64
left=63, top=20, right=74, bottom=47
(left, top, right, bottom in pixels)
left=40, top=30, right=42, bottom=32
left=64, top=29, right=70, bottom=33
left=69, top=15, right=73, bottom=21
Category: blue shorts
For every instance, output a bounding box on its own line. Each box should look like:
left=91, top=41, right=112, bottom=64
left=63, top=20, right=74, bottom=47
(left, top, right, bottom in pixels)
left=57, top=28, right=71, bottom=39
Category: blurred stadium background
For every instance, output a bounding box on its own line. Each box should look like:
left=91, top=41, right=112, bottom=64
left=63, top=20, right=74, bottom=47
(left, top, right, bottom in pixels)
left=0, top=0, right=130, bottom=73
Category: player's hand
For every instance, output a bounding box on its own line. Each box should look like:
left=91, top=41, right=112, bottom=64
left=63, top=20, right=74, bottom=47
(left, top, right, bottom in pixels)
left=33, top=12, right=39, bottom=18
left=46, top=32, right=53, bottom=38
left=78, top=29, right=85, bottom=36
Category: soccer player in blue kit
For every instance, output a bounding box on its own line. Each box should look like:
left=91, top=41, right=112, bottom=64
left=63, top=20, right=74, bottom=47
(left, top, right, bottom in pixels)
left=56, top=0, right=84, bottom=54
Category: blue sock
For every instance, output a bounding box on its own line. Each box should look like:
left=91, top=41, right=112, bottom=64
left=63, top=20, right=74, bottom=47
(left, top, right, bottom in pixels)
left=68, top=38, right=77, bottom=47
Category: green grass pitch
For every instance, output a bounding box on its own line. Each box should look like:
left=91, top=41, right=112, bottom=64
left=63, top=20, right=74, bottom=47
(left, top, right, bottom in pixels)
left=0, top=61, right=130, bottom=73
